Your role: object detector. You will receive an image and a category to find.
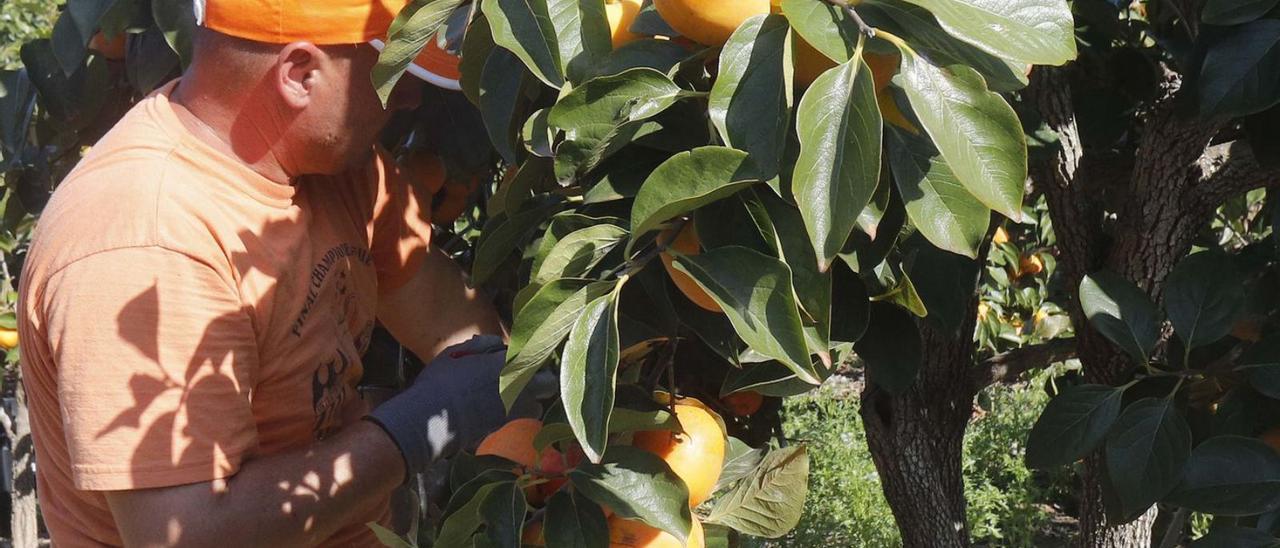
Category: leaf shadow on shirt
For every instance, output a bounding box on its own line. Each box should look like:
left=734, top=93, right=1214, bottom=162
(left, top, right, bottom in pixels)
left=83, top=210, right=402, bottom=545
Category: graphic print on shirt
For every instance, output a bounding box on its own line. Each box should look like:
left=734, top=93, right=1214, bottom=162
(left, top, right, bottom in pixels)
left=295, top=243, right=377, bottom=440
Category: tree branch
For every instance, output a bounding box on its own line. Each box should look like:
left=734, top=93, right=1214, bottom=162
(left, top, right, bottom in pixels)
left=971, top=338, right=1078, bottom=389
left=1193, top=140, right=1280, bottom=206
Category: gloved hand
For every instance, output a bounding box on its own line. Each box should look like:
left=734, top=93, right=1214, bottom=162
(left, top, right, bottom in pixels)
left=365, top=334, right=556, bottom=477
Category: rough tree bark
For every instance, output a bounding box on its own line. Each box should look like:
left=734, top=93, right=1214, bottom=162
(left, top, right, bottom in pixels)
left=11, top=379, right=37, bottom=548
left=861, top=318, right=978, bottom=548
left=1028, top=59, right=1280, bottom=547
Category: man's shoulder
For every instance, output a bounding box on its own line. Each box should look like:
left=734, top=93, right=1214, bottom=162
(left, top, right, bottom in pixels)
left=28, top=143, right=233, bottom=285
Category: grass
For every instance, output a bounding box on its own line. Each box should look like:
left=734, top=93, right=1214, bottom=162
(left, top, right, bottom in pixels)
left=744, top=369, right=1073, bottom=547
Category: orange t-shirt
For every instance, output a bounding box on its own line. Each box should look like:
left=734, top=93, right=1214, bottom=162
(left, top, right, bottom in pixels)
left=17, top=81, right=434, bottom=547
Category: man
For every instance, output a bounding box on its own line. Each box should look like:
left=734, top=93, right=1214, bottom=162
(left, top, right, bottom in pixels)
left=16, top=1, right=529, bottom=545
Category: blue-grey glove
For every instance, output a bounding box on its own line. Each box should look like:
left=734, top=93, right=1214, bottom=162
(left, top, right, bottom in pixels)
left=366, top=335, right=555, bottom=476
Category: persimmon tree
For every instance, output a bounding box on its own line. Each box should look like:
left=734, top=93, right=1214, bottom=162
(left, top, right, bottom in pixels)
left=366, top=0, right=1077, bottom=545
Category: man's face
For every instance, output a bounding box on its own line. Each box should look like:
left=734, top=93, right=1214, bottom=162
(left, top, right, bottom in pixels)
left=300, top=44, right=423, bottom=172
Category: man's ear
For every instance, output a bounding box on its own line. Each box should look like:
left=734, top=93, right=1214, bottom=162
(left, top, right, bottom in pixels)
left=275, top=42, right=325, bottom=109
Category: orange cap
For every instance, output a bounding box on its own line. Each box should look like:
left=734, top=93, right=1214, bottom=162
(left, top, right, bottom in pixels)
left=196, top=0, right=463, bottom=90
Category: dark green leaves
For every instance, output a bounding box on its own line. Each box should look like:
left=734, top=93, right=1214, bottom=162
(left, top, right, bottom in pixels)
left=1189, top=527, right=1280, bottom=547
left=628, top=147, right=761, bottom=248
left=671, top=246, right=819, bottom=384
left=373, top=0, right=466, bottom=104
left=895, top=48, right=1026, bottom=221
left=501, top=279, right=613, bottom=409
left=532, top=225, right=628, bottom=284
left=1166, top=436, right=1280, bottom=516
left=1202, top=0, right=1280, bottom=26
left=854, top=302, right=922, bottom=394
left=792, top=55, right=882, bottom=270
left=709, top=14, right=792, bottom=178
left=1025, top=384, right=1125, bottom=469
left=705, top=446, right=809, bottom=538
left=898, top=0, right=1076, bottom=65
left=548, top=68, right=684, bottom=180
left=1199, top=20, right=1280, bottom=118
left=480, top=481, right=527, bottom=547
left=483, top=0, right=563, bottom=87
left=886, top=125, right=988, bottom=258
left=545, top=490, right=610, bottom=547
left=1079, top=271, right=1161, bottom=363
left=1105, top=399, right=1191, bottom=519
left=562, top=291, right=622, bottom=462
left=1165, top=251, right=1245, bottom=349
left=1241, top=338, right=1280, bottom=399
left=568, top=446, right=694, bottom=542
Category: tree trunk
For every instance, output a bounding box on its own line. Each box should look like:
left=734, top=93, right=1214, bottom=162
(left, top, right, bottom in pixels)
left=11, top=379, right=38, bottom=548
left=1028, top=63, right=1241, bottom=546
left=861, top=321, right=977, bottom=548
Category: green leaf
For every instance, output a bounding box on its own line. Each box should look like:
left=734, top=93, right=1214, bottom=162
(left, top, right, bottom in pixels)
left=1025, top=384, right=1125, bottom=469
left=153, top=0, right=196, bottom=67
left=904, top=235, right=981, bottom=334
left=533, top=407, right=677, bottom=451
left=715, top=437, right=766, bottom=492
left=482, top=0, right=564, bottom=87
left=548, top=68, right=683, bottom=137
left=548, top=68, right=684, bottom=180
left=480, top=481, right=527, bottom=548
left=671, top=246, right=819, bottom=384
left=1241, top=338, right=1280, bottom=400
left=1199, top=20, right=1280, bottom=118
left=720, top=360, right=821, bottom=398
left=545, top=490, right=610, bottom=548
left=480, top=48, right=536, bottom=164
left=896, top=0, right=1076, bottom=65
left=781, top=0, right=856, bottom=63
left=854, top=302, right=921, bottom=394
left=896, top=48, right=1027, bottom=221
left=1189, top=527, right=1280, bottom=548
left=755, top=189, right=832, bottom=353
left=792, top=56, right=882, bottom=270
left=546, top=0, right=613, bottom=83
left=531, top=213, right=624, bottom=276
left=592, top=38, right=693, bottom=78
left=568, top=446, right=694, bottom=542
left=1165, top=251, right=1245, bottom=349
left=373, top=0, right=466, bottom=104
left=367, top=523, right=416, bottom=548
left=709, top=14, right=792, bottom=179
left=533, top=225, right=628, bottom=284
left=1202, top=0, right=1280, bottom=26
left=628, top=146, right=762, bottom=250
left=705, top=446, right=809, bottom=538
left=50, top=0, right=112, bottom=77
left=583, top=147, right=669, bottom=204
left=1079, top=271, right=1162, bottom=363
left=460, top=15, right=495, bottom=105
left=472, top=197, right=563, bottom=286
left=437, top=477, right=513, bottom=546
left=1166, top=436, right=1280, bottom=516
left=887, top=126, right=988, bottom=258
left=858, top=1, right=1028, bottom=92
left=830, top=262, right=870, bottom=343
left=561, top=292, right=622, bottom=462
left=502, top=279, right=613, bottom=409
left=1105, top=398, right=1191, bottom=519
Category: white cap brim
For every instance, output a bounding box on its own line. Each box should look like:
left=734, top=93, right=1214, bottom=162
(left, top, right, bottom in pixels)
left=369, top=39, right=462, bottom=91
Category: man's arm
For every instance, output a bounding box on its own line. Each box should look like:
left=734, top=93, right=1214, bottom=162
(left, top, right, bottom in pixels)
left=105, top=420, right=403, bottom=548
left=377, top=246, right=505, bottom=360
